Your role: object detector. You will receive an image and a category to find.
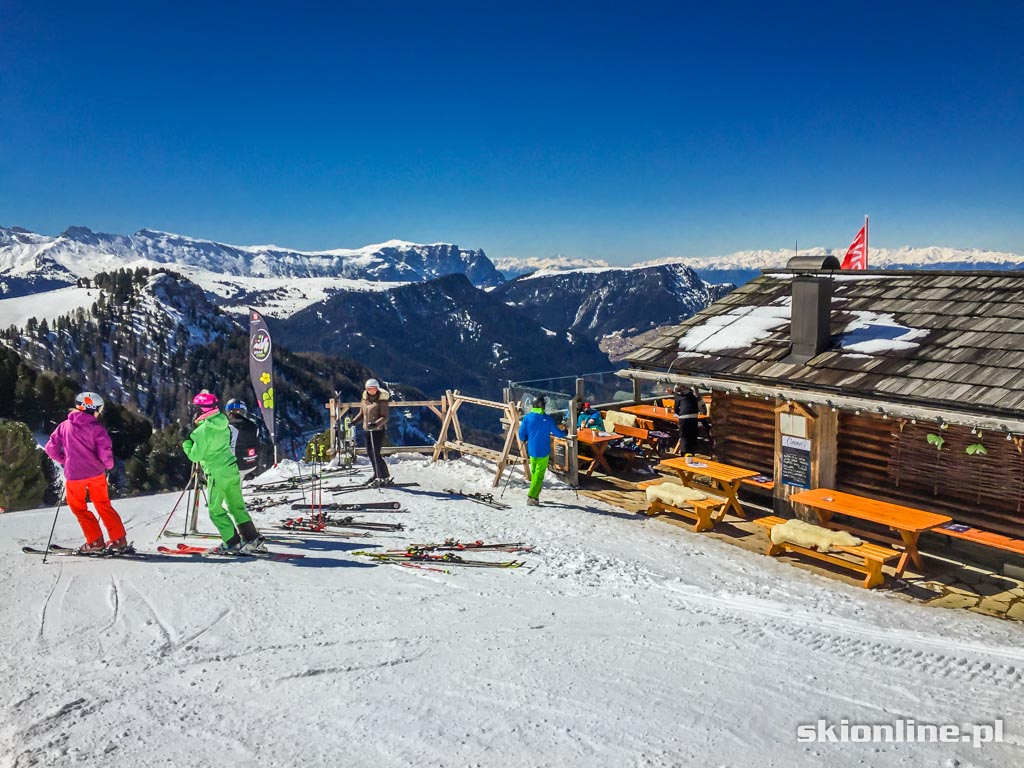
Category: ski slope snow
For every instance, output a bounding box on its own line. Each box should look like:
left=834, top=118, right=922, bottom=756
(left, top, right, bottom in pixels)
left=1, top=455, right=1021, bottom=767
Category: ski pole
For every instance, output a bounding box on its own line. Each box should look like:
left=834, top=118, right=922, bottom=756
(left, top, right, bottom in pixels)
left=156, top=463, right=196, bottom=542
left=499, top=458, right=518, bottom=498
left=41, top=487, right=66, bottom=564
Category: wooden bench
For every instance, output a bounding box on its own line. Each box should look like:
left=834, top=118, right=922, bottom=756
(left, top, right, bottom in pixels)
left=933, top=524, right=1024, bottom=556
left=646, top=495, right=729, bottom=533
left=612, top=423, right=663, bottom=458
left=753, top=516, right=901, bottom=589
left=741, top=476, right=775, bottom=492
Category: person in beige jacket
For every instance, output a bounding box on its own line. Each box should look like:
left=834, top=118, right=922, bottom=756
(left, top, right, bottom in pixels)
left=351, top=378, right=392, bottom=486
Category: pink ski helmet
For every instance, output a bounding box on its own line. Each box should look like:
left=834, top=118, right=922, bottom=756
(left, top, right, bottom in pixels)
left=191, top=390, right=220, bottom=418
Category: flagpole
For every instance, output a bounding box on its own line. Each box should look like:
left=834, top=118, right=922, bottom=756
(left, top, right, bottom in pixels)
left=864, top=214, right=869, bottom=269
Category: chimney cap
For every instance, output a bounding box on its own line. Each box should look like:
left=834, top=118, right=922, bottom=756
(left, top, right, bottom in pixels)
left=786, top=254, right=841, bottom=271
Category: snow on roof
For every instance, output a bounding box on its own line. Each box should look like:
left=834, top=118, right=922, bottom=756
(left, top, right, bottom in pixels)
left=836, top=311, right=929, bottom=354
left=677, top=299, right=791, bottom=353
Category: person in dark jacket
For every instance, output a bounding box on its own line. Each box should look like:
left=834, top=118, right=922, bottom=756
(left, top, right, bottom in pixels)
left=672, top=385, right=705, bottom=456
left=224, top=399, right=259, bottom=479
left=517, top=395, right=567, bottom=506
left=351, top=378, right=392, bottom=486
left=44, top=392, right=129, bottom=552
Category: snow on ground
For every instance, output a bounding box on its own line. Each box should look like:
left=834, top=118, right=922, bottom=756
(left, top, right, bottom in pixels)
left=0, top=286, right=98, bottom=328
left=1, top=455, right=1022, bottom=767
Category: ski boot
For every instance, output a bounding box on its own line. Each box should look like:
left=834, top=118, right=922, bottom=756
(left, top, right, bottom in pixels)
left=204, top=537, right=242, bottom=557
left=77, top=538, right=107, bottom=554
left=106, top=536, right=135, bottom=555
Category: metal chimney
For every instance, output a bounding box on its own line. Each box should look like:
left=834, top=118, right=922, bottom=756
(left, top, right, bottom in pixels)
left=785, top=254, right=838, bottom=364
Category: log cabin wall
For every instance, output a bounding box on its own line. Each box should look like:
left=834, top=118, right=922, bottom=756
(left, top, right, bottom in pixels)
left=711, top=393, right=775, bottom=474
left=835, top=413, right=1024, bottom=538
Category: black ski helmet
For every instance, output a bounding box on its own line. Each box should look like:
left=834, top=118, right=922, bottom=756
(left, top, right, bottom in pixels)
left=533, top=395, right=547, bottom=410
left=225, top=399, right=248, bottom=417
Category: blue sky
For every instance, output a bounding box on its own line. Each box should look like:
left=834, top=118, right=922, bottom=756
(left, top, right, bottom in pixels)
left=1, top=1, right=1022, bottom=262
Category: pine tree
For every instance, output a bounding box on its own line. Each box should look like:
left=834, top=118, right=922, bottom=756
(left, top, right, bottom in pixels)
left=0, top=420, right=47, bottom=512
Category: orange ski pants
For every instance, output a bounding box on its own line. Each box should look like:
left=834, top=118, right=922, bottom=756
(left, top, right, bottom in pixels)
left=65, top=474, right=126, bottom=544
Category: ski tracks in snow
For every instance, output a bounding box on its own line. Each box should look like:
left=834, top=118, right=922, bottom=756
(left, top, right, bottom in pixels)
left=657, top=580, right=1024, bottom=699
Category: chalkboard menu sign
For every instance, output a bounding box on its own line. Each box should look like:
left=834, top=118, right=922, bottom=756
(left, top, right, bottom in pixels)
left=781, top=436, right=811, bottom=489
left=550, top=436, right=570, bottom=474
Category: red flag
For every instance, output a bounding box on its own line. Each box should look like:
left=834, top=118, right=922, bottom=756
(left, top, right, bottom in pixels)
left=841, top=223, right=868, bottom=270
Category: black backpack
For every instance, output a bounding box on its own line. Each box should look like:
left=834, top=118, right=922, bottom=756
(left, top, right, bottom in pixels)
left=229, top=417, right=259, bottom=472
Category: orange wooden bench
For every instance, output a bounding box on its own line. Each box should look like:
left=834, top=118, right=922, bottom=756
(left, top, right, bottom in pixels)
left=933, top=524, right=1024, bottom=556
left=612, top=423, right=662, bottom=458
left=647, top=496, right=728, bottom=532
left=754, top=515, right=901, bottom=589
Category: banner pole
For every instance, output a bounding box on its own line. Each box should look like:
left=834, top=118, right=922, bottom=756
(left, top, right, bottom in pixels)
left=865, top=214, right=869, bottom=269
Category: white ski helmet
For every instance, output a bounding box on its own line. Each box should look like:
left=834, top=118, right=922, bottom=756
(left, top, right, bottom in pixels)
left=75, top=392, right=105, bottom=414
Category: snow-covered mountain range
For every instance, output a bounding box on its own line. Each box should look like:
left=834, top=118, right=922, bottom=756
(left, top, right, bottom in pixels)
left=492, top=255, right=611, bottom=279
left=0, top=226, right=504, bottom=302
left=495, top=245, right=1024, bottom=283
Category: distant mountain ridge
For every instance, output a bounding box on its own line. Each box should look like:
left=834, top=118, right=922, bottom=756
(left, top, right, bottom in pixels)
left=492, top=263, right=733, bottom=361
left=274, top=273, right=611, bottom=398
left=0, top=225, right=504, bottom=299
left=496, top=245, right=1024, bottom=282
left=493, top=255, right=610, bottom=279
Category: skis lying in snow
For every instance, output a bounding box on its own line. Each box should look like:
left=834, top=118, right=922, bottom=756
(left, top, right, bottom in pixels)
left=329, top=482, right=419, bottom=495
left=394, top=539, right=534, bottom=553
left=22, top=544, right=174, bottom=562
left=442, top=488, right=511, bottom=510
left=247, top=496, right=303, bottom=512
left=289, top=501, right=403, bottom=512
left=157, top=543, right=305, bottom=561
left=267, top=525, right=373, bottom=539
left=279, top=516, right=405, bottom=533
left=353, top=551, right=524, bottom=568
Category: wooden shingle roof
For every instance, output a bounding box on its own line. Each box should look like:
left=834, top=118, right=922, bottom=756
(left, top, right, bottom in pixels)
left=626, top=270, right=1024, bottom=420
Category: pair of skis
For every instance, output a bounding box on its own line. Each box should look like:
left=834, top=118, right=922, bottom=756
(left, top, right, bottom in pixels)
left=353, top=550, right=524, bottom=568
left=329, top=481, right=419, bottom=495
left=288, top=501, right=403, bottom=512
left=397, top=539, right=533, bottom=553
left=23, top=543, right=303, bottom=562
left=157, top=543, right=304, bottom=561
left=279, top=515, right=405, bottom=533
left=442, top=488, right=511, bottom=510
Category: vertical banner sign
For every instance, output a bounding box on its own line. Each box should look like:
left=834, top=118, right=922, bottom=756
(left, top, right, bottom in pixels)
left=248, top=309, right=276, bottom=445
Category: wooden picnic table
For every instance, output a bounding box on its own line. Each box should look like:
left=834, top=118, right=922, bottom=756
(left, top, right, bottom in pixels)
left=621, top=404, right=709, bottom=424
left=576, top=428, right=622, bottom=476
left=658, top=457, right=759, bottom=518
left=789, top=487, right=952, bottom=577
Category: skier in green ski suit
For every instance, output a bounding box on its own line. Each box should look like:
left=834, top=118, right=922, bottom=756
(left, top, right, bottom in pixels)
left=182, top=391, right=265, bottom=554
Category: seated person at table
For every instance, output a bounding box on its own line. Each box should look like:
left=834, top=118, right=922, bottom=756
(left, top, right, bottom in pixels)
left=577, top=402, right=605, bottom=431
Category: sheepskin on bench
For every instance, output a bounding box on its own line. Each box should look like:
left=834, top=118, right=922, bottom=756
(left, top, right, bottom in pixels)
left=770, top=519, right=862, bottom=552
left=646, top=483, right=707, bottom=507
left=602, top=410, right=638, bottom=430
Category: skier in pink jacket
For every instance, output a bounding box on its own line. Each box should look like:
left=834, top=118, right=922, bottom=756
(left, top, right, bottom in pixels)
left=44, top=392, right=129, bottom=552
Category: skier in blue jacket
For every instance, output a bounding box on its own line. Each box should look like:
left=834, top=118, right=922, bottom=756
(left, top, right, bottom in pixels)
left=517, top=395, right=567, bottom=506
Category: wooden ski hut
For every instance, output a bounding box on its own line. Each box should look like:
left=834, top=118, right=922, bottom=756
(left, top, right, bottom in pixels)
left=621, top=259, right=1024, bottom=554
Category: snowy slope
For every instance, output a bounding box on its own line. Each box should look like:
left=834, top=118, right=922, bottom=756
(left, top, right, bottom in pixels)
left=1, top=455, right=1021, bottom=767
left=0, top=286, right=99, bottom=329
